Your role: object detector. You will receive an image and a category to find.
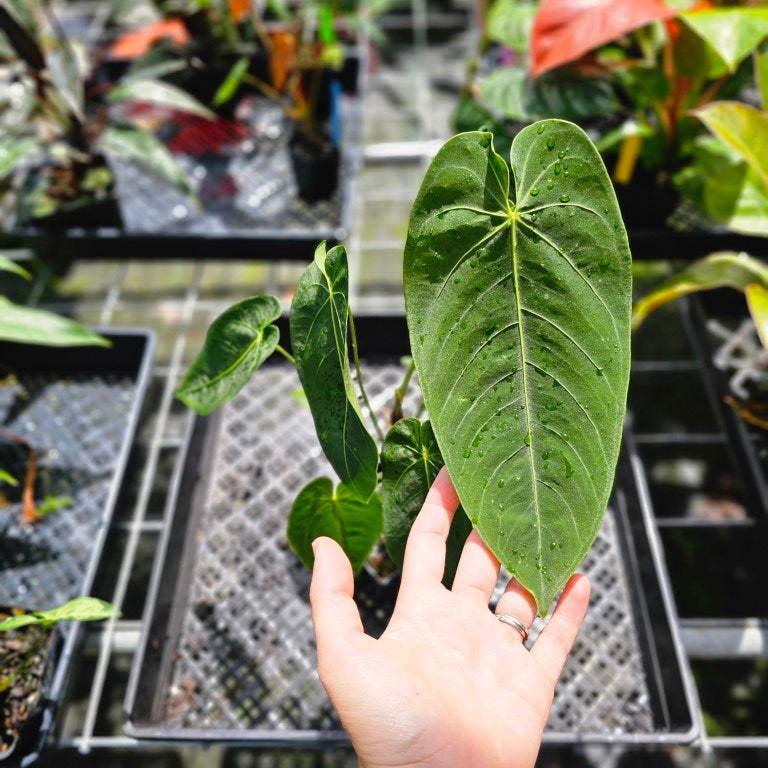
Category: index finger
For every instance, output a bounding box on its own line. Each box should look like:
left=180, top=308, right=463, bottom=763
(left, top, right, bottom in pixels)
left=400, top=466, right=460, bottom=588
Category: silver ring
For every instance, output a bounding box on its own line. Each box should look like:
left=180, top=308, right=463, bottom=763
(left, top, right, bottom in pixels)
left=495, top=613, right=529, bottom=642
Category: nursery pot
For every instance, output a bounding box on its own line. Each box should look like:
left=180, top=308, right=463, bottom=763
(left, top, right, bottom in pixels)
left=16, top=154, right=123, bottom=231
left=0, top=611, right=55, bottom=763
left=289, top=128, right=340, bottom=203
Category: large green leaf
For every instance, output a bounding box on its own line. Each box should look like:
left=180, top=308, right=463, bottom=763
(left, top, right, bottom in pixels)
left=0, top=298, right=110, bottom=347
left=677, top=9, right=768, bottom=78
left=694, top=102, right=768, bottom=190
left=404, top=123, right=631, bottom=612
left=175, top=295, right=281, bottom=415
left=108, top=78, right=215, bottom=120
left=287, top=477, right=383, bottom=574
left=380, top=418, right=473, bottom=587
left=487, top=0, right=538, bottom=53
left=290, top=243, right=378, bottom=501
left=633, top=251, right=768, bottom=329
left=480, top=67, right=619, bottom=123
left=99, top=124, right=192, bottom=195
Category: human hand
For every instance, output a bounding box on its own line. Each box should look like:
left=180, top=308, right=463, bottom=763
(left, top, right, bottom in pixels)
left=310, top=467, right=591, bottom=768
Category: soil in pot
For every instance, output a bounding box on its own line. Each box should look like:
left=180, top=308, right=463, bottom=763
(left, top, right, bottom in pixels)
left=15, top=154, right=123, bottom=231
left=289, top=128, right=339, bottom=202
left=0, top=611, right=55, bottom=762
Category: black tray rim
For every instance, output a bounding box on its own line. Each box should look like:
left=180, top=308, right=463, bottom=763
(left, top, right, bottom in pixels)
left=6, top=326, right=157, bottom=765
left=123, top=316, right=699, bottom=746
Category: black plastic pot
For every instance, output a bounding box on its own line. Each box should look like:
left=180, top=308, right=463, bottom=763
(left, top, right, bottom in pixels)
left=289, top=130, right=340, bottom=202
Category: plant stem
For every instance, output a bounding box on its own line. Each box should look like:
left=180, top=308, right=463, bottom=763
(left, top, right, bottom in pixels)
left=348, top=312, right=385, bottom=442
left=0, top=428, right=38, bottom=524
left=274, top=344, right=296, bottom=365
left=391, top=359, right=416, bottom=424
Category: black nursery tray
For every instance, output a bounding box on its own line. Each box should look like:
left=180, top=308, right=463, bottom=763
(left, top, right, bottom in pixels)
left=125, top=317, right=697, bottom=746
left=6, top=52, right=364, bottom=263
left=0, top=329, right=155, bottom=764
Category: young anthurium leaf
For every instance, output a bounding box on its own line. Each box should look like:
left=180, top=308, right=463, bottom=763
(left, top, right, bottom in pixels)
left=0, top=613, right=39, bottom=631
left=99, top=125, right=193, bottom=196
left=633, top=252, right=768, bottom=330
left=290, top=242, right=379, bottom=501
left=694, top=102, right=768, bottom=190
left=678, top=9, right=768, bottom=78
left=176, top=295, right=282, bottom=415
left=404, top=124, right=631, bottom=613
left=746, top=283, right=768, bottom=350
left=0, top=469, right=18, bottom=486
left=0, top=298, right=110, bottom=347
left=380, top=418, right=472, bottom=587
left=703, top=162, right=768, bottom=236
left=287, top=477, right=383, bottom=575
left=108, top=79, right=216, bottom=120
left=213, top=56, right=250, bottom=108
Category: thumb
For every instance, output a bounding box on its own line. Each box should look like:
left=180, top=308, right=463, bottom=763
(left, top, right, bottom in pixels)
left=310, top=537, right=366, bottom=672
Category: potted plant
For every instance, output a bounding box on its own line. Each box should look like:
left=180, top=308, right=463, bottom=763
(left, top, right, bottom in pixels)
left=175, top=118, right=632, bottom=612
left=0, top=0, right=213, bottom=232
left=455, top=0, right=768, bottom=237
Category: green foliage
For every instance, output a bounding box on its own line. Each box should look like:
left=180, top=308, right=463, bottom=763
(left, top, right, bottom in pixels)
left=107, top=79, right=215, bottom=120
left=404, top=125, right=631, bottom=611
left=290, top=242, right=379, bottom=502
left=181, top=123, right=630, bottom=612
left=0, top=598, right=120, bottom=631
left=287, top=477, right=383, bottom=574
left=380, top=418, right=472, bottom=587
left=0, top=469, right=18, bottom=486
left=487, top=0, right=538, bottom=53
left=0, top=255, right=31, bottom=280
left=0, top=298, right=110, bottom=347
left=176, top=295, right=281, bottom=415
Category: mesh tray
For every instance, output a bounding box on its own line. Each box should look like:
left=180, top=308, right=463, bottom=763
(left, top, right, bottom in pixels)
left=0, top=329, right=155, bottom=764
left=126, top=319, right=697, bottom=745
left=7, top=52, right=364, bottom=263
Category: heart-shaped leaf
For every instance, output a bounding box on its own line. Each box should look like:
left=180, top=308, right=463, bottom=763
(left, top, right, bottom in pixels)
left=176, top=295, right=282, bottom=415
left=381, top=418, right=473, bottom=587
left=0, top=298, right=110, bottom=347
left=287, top=477, right=383, bottom=574
left=290, top=243, right=378, bottom=501
left=530, top=0, right=675, bottom=77
left=404, top=123, right=631, bottom=612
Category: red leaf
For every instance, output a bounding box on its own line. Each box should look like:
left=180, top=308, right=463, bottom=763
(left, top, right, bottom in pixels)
left=531, top=0, right=677, bottom=77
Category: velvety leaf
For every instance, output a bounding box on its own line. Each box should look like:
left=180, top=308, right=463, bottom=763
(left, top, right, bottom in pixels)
left=0, top=136, right=39, bottom=180
left=530, top=0, right=675, bottom=77
left=290, top=243, right=379, bottom=501
left=703, top=162, right=768, bottom=237
left=175, top=295, right=281, bottom=415
left=404, top=124, right=632, bottom=612
left=678, top=8, right=768, bottom=77
left=0, top=298, right=110, bottom=347
left=633, top=252, right=768, bottom=329
left=99, top=125, right=192, bottom=195
left=0, top=1, right=45, bottom=71
left=746, top=283, right=768, bottom=350
left=0, top=255, right=30, bottom=279
left=380, top=418, right=473, bottom=586
left=487, top=0, right=537, bottom=52
left=480, top=67, right=619, bottom=123
left=108, top=78, right=215, bottom=120
left=695, top=102, right=768, bottom=189
left=287, top=477, right=383, bottom=574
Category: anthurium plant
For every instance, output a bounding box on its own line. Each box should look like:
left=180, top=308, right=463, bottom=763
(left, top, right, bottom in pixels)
left=0, top=0, right=213, bottom=228
left=457, top=0, right=768, bottom=234
left=177, top=119, right=632, bottom=613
